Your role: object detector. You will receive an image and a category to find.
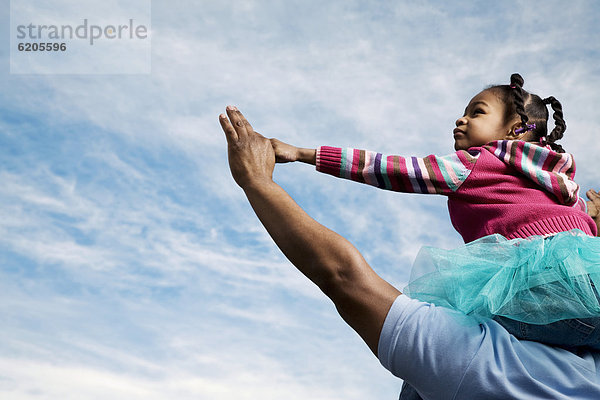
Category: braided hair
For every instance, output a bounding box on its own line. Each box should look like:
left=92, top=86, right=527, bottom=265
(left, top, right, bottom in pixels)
left=542, top=96, right=566, bottom=153
left=487, top=73, right=566, bottom=153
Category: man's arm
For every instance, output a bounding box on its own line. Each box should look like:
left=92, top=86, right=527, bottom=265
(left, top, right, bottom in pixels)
left=219, top=107, right=400, bottom=354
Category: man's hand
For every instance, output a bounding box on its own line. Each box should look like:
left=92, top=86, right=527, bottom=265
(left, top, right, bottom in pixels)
left=586, top=189, right=600, bottom=236
left=219, top=106, right=275, bottom=189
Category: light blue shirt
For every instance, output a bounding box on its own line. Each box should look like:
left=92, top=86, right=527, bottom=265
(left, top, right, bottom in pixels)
left=378, top=295, right=600, bottom=399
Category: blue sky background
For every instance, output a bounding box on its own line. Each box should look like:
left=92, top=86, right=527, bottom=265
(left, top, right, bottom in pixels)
left=1, top=1, right=600, bottom=398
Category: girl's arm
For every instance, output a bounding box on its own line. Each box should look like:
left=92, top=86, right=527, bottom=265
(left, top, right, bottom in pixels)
left=269, top=139, right=478, bottom=196
left=316, top=146, right=478, bottom=195
left=270, top=138, right=316, bottom=165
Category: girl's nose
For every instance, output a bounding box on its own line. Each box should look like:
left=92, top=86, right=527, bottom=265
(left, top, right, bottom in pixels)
left=455, top=116, right=467, bottom=126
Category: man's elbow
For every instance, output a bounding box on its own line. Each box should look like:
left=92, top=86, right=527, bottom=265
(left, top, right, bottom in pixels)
left=317, top=249, right=371, bottom=300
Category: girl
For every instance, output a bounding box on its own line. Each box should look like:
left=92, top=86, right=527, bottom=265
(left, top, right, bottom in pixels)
left=270, top=73, right=600, bottom=350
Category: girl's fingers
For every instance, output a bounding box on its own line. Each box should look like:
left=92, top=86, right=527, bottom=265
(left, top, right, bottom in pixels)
left=219, top=113, right=238, bottom=143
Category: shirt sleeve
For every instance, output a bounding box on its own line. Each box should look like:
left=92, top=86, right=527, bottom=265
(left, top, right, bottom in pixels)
left=377, top=295, right=481, bottom=399
left=378, top=295, right=600, bottom=399
left=316, top=146, right=480, bottom=195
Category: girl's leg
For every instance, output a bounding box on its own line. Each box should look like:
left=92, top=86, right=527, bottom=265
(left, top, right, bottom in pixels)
left=494, top=277, right=600, bottom=350
left=493, top=316, right=600, bottom=350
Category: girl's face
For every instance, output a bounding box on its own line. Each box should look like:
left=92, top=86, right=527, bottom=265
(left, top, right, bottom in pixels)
left=453, top=90, right=521, bottom=151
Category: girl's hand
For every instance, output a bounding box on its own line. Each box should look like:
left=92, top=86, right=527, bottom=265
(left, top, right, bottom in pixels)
left=270, top=138, right=300, bottom=163
left=586, top=189, right=600, bottom=236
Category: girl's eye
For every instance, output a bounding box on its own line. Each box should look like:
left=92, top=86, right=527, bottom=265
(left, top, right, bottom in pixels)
left=473, top=109, right=484, bottom=115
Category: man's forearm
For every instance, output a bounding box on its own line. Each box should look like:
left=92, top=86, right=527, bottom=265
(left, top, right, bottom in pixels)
left=241, top=178, right=401, bottom=354
left=220, top=106, right=399, bottom=355
left=242, top=179, right=361, bottom=291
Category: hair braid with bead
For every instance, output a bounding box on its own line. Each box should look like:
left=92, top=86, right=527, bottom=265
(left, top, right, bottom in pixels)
left=486, top=73, right=567, bottom=153
left=509, top=73, right=529, bottom=127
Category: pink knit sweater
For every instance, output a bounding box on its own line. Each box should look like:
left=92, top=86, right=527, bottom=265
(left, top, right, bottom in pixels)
left=316, top=140, right=597, bottom=243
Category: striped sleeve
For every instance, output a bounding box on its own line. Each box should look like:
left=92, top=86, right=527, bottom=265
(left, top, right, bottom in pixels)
left=316, top=146, right=480, bottom=195
left=482, top=140, right=580, bottom=206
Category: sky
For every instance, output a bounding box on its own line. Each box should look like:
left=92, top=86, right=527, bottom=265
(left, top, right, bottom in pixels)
left=1, top=0, right=600, bottom=399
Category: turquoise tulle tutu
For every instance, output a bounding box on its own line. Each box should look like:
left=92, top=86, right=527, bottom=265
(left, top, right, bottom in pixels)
left=404, top=229, right=600, bottom=324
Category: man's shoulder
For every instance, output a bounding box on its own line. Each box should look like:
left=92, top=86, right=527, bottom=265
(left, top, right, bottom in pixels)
left=379, top=295, right=600, bottom=399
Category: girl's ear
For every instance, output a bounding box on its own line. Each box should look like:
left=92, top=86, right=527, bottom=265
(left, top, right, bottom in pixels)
left=506, top=121, right=527, bottom=140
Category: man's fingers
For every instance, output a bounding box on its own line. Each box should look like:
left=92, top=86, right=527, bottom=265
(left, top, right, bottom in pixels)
left=587, top=189, right=599, bottom=199
left=226, top=106, right=255, bottom=137
left=239, top=110, right=254, bottom=132
left=233, top=107, right=254, bottom=133
left=219, top=113, right=238, bottom=142
left=226, top=106, right=249, bottom=138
